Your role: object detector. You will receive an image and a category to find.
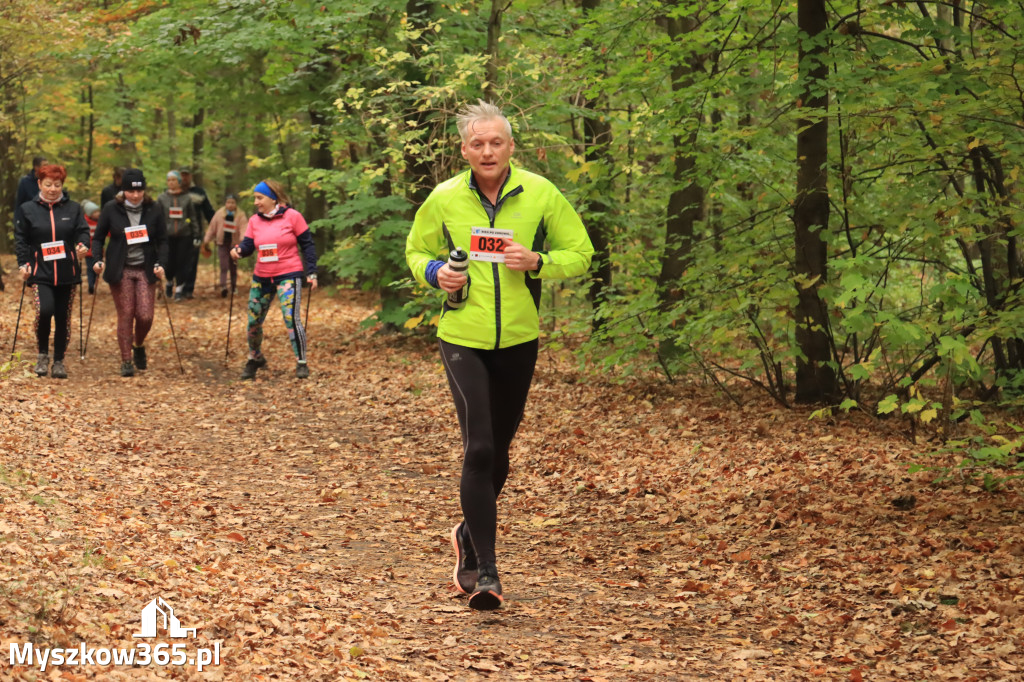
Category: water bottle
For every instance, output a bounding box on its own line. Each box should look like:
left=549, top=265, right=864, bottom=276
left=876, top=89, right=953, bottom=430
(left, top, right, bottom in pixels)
left=447, top=247, right=469, bottom=307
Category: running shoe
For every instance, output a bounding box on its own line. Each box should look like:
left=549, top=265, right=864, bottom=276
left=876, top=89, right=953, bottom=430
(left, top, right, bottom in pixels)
left=120, top=361, right=135, bottom=377
left=132, top=345, right=147, bottom=370
left=50, top=360, right=67, bottom=379
left=34, top=354, right=49, bottom=377
left=241, top=357, right=267, bottom=380
left=451, top=522, right=478, bottom=594
left=295, top=362, right=309, bottom=379
left=468, top=564, right=503, bottom=611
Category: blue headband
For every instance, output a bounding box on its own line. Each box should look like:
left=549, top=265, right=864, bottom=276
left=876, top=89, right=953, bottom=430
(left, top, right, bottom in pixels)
left=253, top=181, right=277, bottom=202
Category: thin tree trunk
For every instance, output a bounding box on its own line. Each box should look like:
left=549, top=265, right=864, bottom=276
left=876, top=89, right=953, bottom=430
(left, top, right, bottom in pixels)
left=305, top=106, right=334, bottom=281
left=166, top=95, right=177, bottom=168
left=484, top=0, right=504, bottom=101
left=793, top=0, right=837, bottom=402
left=579, top=0, right=613, bottom=329
left=192, top=106, right=205, bottom=172
left=117, top=74, right=137, bottom=159
left=656, top=12, right=705, bottom=359
left=85, top=84, right=94, bottom=182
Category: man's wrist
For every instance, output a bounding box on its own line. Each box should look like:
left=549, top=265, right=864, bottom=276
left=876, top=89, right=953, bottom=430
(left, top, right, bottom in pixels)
left=535, top=254, right=543, bottom=271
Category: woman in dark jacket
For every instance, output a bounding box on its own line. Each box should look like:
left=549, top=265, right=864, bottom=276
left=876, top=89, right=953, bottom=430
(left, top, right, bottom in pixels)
left=14, top=164, right=90, bottom=379
left=91, top=168, right=169, bottom=377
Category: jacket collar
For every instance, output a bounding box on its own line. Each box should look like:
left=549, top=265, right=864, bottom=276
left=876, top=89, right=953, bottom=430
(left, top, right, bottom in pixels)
left=467, top=162, right=522, bottom=202
left=34, top=190, right=70, bottom=208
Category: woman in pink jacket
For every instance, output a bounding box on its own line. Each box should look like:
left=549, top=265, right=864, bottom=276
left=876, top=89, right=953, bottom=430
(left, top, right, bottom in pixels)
left=230, top=179, right=318, bottom=380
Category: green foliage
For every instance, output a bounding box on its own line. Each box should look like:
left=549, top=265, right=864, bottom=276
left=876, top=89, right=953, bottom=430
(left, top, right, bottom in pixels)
left=5, top=0, right=1024, bottom=445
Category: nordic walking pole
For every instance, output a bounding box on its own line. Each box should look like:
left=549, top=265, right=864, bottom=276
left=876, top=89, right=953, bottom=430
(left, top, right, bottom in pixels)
left=10, top=280, right=26, bottom=361
left=224, top=279, right=235, bottom=364
left=161, top=285, right=185, bottom=375
left=304, top=279, right=313, bottom=331
left=78, top=259, right=84, bottom=358
left=83, top=271, right=99, bottom=358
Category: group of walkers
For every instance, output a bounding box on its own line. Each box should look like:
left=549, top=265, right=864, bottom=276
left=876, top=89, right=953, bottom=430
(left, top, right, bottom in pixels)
left=10, top=101, right=593, bottom=613
left=11, top=162, right=318, bottom=380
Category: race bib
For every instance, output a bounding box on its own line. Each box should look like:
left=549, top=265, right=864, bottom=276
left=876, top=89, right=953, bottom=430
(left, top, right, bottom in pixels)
left=470, top=227, right=514, bottom=263
left=223, top=220, right=235, bottom=234
left=125, top=225, right=150, bottom=245
left=168, top=206, right=183, bottom=220
left=258, top=243, right=279, bottom=263
left=41, top=241, right=67, bottom=261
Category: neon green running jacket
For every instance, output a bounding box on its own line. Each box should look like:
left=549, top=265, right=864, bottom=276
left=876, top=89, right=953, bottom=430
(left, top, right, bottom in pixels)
left=406, top=163, right=594, bottom=350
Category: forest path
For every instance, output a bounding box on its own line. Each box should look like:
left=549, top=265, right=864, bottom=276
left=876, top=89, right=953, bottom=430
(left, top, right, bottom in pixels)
left=1, top=261, right=1021, bottom=681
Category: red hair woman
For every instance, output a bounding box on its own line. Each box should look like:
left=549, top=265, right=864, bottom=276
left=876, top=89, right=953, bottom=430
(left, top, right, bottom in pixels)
left=14, top=164, right=90, bottom=379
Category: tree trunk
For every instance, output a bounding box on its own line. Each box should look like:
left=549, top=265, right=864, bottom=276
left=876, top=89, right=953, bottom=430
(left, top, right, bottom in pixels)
left=166, top=95, right=177, bottom=167
left=579, top=0, right=613, bottom=329
left=484, top=0, right=503, bottom=101
left=117, top=74, right=138, bottom=159
left=192, top=106, right=205, bottom=172
left=656, top=12, right=705, bottom=358
left=305, top=106, right=334, bottom=282
left=84, top=84, right=94, bottom=182
left=0, top=86, right=20, bottom=253
left=793, top=0, right=837, bottom=402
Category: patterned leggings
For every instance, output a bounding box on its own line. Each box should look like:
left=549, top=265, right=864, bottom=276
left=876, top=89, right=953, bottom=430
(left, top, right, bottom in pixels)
left=109, top=266, right=156, bottom=361
left=247, top=278, right=306, bottom=362
left=34, top=283, right=76, bottom=361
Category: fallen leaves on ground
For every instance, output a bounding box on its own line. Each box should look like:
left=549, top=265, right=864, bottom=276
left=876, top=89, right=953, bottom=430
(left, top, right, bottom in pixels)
left=0, top=262, right=1021, bottom=680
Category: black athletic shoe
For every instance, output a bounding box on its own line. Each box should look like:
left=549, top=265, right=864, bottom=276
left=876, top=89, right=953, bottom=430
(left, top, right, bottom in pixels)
left=451, top=522, right=478, bottom=594
left=469, top=565, right=503, bottom=611
left=34, top=354, right=49, bottom=377
left=220, top=287, right=228, bottom=298
left=120, top=361, right=135, bottom=377
left=241, top=357, right=267, bottom=380
left=295, top=362, right=309, bottom=379
left=50, top=360, right=67, bottom=379
left=132, top=345, right=147, bottom=370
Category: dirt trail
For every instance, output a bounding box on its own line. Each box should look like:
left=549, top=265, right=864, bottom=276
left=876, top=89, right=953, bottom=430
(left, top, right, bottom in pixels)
left=1, top=265, right=1022, bottom=681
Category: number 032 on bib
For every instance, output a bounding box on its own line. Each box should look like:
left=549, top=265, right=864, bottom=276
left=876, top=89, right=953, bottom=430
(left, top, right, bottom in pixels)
left=469, top=227, right=514, bottom=263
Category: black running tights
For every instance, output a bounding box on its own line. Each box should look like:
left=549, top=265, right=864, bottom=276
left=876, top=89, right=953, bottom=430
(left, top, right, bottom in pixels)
left=439, top=338, right=538, bottom=567
left=34, top=282, right=75, bottom=361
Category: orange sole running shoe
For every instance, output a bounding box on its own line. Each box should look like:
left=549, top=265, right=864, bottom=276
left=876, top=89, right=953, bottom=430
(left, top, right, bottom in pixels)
left=451, top=522, right=478, bottom=594
left=468, top=572, right=503, bottom=611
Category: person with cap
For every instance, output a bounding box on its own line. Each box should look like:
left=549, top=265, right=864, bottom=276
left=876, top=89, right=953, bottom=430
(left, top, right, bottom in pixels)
left=157, top=169, right=199, bottom=301
left=14, top=164, right=90, bottom=379
left=203, top=194, right=247, bottom=297
left=230, top=178, right=318, bottom=380
left=82, top=200, right=102, bottom=294
left=91, top=168, right=169, bottom=377
left=180, top=168, right=215, bottom=299
left=405, top=100, right=594, bottom=610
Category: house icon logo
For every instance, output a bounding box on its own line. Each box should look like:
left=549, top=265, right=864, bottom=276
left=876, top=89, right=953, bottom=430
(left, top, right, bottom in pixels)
left=133, top=597, right=197, bottom=639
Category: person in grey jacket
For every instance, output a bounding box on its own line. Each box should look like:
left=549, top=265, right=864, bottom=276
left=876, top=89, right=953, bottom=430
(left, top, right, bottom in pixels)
left=157, top=170, right=199, bottom=301
left=14, top=164, right=90, bottom=379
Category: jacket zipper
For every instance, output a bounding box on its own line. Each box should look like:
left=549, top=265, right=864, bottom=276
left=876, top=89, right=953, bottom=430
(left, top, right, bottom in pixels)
left=480, top=184, right=524, bottom=349
left=49, top=203, right=58, bottom=286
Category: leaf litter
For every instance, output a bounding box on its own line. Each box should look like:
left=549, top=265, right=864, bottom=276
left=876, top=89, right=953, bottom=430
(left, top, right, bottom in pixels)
left=0, top=266, right=1022, bottom=680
